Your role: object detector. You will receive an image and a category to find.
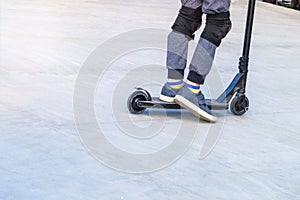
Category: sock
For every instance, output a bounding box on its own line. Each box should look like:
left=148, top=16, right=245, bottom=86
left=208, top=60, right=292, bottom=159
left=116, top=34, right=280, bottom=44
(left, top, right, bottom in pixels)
left=186, top=83, right=200, bottom=94
left=167, top=79, right=184, bottom=89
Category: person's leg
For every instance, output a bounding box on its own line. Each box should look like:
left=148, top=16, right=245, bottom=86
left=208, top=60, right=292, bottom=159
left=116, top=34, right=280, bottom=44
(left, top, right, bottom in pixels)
left=188, top=0, right=231, bottom=86
left=160, top=0, right=203, bottom=102
left=175, top=0, right=232, bottom=122
left=187, top=11, right=231, bottom=85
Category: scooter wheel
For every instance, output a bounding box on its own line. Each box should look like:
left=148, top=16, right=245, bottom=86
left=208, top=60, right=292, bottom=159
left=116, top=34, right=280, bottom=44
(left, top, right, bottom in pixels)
left=127, top=89, right=151, bottom=114
left=230, top=95, right=249, bottom=116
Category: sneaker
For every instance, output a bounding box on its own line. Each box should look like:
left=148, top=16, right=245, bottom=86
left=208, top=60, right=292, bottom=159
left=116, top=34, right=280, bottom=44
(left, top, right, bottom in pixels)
left=174, top=86, right=217, bottom=122
left=159, top=83, right=180, bottom=103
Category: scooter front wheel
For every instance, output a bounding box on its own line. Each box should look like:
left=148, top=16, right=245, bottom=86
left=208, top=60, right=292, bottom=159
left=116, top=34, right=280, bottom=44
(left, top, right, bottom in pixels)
left=230, top=95, right=249, bottom=116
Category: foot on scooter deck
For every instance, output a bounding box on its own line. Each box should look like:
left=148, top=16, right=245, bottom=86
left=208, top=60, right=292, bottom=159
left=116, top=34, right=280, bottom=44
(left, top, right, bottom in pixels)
left=127, top=88, right=229, bottom=114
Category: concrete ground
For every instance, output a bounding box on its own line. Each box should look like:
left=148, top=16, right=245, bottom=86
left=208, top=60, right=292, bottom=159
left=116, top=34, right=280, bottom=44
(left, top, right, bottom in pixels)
left=0, top=0, right=299, bottom=199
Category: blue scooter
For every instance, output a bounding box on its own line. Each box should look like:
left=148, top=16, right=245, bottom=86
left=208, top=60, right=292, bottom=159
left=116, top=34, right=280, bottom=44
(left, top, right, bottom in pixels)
left=127, top=0, right=256, bottom=116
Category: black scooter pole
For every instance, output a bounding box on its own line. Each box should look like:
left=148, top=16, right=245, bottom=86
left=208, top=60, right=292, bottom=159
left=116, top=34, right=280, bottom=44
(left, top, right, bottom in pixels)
left=239, top=0, right=256, bottom=93
left=242, top=0, right=256, bottom=61
left=215, top=0, right=256, bottom=103
left=243, top=0, right=256, bottom=61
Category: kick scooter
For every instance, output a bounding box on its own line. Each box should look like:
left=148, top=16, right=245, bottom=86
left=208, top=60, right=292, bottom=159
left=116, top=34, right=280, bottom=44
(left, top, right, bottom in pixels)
left=127, top=0, right=256, bottom=116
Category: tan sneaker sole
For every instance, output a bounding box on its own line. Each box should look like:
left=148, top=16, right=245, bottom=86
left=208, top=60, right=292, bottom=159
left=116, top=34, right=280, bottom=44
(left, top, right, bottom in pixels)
left=159, top=94, right=175, bottom=103
left=175, top=95, right=217, bottom=123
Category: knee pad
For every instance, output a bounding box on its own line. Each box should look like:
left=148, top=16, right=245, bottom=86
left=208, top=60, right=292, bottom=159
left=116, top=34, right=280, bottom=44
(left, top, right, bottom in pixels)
left=171, top=6, right=203, bottom=40
left=201, top=12, right=232, bottom=47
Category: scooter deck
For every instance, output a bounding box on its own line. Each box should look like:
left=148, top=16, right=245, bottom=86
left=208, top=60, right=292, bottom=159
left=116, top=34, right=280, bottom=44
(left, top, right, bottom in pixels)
left=138, top=97, right=228, bottom=110
left=206, top=99, right=229, bottom=110
left=138, top=97, right=181, bottom=109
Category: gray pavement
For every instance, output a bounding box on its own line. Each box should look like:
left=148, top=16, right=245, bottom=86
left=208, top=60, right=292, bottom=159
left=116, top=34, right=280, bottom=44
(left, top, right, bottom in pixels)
left=0, top=0, right=300, bottom=199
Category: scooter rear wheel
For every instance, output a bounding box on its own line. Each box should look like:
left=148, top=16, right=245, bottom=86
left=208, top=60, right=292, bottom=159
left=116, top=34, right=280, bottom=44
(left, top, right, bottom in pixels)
left=127, top=89, right=151, bottom=114
left=230, top=95, right=249, bottom=116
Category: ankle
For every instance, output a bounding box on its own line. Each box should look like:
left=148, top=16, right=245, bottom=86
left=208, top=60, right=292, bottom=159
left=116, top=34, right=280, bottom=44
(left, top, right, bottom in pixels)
left=186, top=80, right=200, bottom=87
left=186, top=80, right=201, bottom=94
left=167, top=79, right=184, bottom=89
